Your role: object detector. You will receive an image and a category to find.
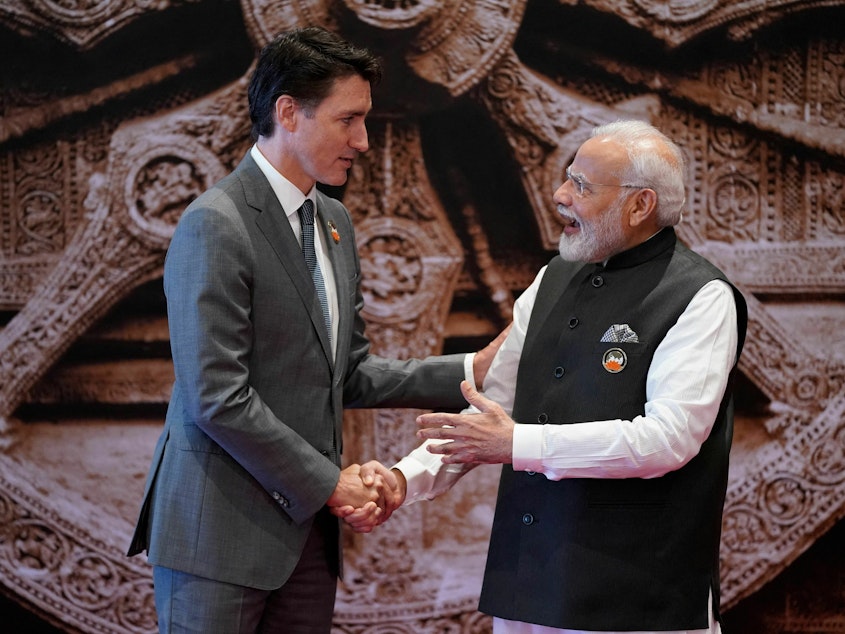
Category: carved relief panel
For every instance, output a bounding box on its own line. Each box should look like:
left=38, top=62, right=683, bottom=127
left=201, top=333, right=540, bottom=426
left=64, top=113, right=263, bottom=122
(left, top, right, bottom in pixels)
left=0, top=0, right=843, bottom=632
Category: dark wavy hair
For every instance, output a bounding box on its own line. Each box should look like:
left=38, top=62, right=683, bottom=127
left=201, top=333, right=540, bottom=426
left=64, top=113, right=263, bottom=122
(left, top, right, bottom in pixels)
left=248, top=26, right=383, bottom=140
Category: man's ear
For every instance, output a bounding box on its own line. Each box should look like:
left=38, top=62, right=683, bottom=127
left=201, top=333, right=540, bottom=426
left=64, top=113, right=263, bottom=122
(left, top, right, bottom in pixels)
left=275, top=94, right=297, bottom=132
left=627, top=188, right=658, bottom=228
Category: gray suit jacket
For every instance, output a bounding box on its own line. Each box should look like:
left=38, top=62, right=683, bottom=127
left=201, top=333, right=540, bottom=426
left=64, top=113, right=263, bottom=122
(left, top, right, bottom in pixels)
left=127, top=152, right=466, bottom=589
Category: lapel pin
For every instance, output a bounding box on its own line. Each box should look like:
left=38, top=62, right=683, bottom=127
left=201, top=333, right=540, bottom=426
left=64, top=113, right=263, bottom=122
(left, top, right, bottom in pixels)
left=327, top=220, right=340, bottom=244
left=602, top=348, right=627, bottom=373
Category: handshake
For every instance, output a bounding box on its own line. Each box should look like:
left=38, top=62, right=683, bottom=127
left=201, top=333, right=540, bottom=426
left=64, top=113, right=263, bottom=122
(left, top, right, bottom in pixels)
left=327, top=461, right=406, bottom=533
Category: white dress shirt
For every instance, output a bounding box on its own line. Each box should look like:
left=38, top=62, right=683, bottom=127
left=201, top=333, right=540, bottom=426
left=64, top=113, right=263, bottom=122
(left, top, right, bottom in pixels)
left=251, top=145, right=338, bottom=358
left=395, top=262, right=738, bottom=634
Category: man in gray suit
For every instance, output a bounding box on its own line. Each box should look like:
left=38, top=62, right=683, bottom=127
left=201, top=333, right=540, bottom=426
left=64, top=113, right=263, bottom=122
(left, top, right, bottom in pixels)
left=127, top=27, right=498, bottom=633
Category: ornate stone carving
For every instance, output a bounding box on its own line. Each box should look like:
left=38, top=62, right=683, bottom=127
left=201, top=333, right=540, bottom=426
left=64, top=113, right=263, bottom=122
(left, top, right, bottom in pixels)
left=241, top=0, right=335, bottom=48
left=0, top=0, right=843, bottom=632
left=0, top=458, right=156, bottom=633
left=0, top=0, right=185, bottom=49
left=586, top=0, right=845, bottom=47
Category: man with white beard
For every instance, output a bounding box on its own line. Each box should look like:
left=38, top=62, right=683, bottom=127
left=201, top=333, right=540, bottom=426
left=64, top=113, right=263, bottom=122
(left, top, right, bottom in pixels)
left=340, top=120, right=749, bottom=634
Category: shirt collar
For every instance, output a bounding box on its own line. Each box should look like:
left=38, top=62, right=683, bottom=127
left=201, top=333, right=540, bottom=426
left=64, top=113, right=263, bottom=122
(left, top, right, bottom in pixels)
left=602, top=227, right=676, bottom=270
left=250, top=144, right=316, bottom=220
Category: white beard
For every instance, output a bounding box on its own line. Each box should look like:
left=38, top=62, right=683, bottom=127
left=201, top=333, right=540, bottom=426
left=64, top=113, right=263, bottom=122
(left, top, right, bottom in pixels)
left=557, top=198, right=628, bottom=263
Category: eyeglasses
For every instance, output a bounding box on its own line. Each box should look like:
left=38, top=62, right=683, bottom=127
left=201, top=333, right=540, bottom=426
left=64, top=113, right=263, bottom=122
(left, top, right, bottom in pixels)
left=565, top=166, right=646, bottom=197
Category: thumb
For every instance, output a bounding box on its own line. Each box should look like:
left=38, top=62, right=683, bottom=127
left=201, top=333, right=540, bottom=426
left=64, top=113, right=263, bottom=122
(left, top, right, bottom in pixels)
left=359, top=462, right=375, bottom=486
left=460, top=379, right=494, bottom=412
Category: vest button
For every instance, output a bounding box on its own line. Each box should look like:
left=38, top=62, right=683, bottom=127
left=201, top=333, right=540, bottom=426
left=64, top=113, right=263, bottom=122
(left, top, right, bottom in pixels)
left=568, top=317, right=578, bottom=328
left=537, top=413, right=548, bottom=423
left=554, top=366, right=564, bottom=378
left=591, top=275, right=604, bottom=288
left=522, top=513, right=534, bottom=525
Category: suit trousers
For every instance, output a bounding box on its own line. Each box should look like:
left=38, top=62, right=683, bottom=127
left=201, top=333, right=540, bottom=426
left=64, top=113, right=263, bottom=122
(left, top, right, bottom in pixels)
left=153, top=507, right=339, bottom=633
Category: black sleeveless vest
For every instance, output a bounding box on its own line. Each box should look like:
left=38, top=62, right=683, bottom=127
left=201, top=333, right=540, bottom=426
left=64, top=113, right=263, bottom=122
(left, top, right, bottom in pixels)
left=478, top=228, right=747, bottom=631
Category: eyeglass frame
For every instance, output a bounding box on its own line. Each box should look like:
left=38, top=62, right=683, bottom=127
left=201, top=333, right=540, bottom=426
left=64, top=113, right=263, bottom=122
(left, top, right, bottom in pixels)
left=565, top=166, right=648, bottom=197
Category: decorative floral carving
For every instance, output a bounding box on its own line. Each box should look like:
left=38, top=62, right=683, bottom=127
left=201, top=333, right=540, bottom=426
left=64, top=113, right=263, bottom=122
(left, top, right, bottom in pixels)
left=708, top=170, right=760, bottom=241
left=819, top=170, right=845, bottom=235
left=0, top=0, right=844, bottom=632
left=722, top=508, right=769, bottom=554
left=0, top=0, right=182, bottom=49
left=630, top=0, right=720, bottom=23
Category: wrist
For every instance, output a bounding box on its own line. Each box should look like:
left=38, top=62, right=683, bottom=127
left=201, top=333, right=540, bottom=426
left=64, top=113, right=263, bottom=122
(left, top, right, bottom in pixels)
left=391, top=468, right=407, bottom=504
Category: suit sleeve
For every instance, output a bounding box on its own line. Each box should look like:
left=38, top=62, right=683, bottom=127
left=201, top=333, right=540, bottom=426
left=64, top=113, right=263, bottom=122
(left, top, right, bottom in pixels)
left=336, top=208, right=467, bottom=409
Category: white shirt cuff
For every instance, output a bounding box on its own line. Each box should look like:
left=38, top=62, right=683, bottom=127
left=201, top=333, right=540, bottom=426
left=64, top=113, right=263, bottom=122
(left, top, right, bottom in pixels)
left=512, top=424, right=544, bottom=473
left=464, top=352, right=477, bottom=389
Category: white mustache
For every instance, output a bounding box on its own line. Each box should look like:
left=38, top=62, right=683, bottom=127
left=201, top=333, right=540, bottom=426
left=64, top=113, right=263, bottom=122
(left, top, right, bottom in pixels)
left=557, top=204, right=578, bottom=224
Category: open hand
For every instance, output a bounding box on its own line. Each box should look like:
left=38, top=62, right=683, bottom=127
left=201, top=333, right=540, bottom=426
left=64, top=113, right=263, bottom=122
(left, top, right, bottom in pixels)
left=415, top=380, right=514, bottom=465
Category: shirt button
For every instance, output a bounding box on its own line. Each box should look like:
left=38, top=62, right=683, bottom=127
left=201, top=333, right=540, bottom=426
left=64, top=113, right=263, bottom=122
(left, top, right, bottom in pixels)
left=554, top=367, right=564, bottom=378
left=537, top=413, right=548, bottom=423
left=591, top=275, right=604, bottom=288
left=522, top=513, right=534, bottom=526
left=568, top=317, right=579, bottom=328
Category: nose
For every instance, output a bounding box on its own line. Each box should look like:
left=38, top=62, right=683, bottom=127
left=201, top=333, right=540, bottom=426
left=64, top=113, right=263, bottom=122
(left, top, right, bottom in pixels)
left=553, top=181, right=572, bottom=205
left=350, top=121, right=369, bottom=153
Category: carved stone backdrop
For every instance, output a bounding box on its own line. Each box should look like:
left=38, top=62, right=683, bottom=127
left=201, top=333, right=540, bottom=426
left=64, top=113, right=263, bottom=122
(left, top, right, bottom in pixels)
left=0, top=1, right=844, bottom=632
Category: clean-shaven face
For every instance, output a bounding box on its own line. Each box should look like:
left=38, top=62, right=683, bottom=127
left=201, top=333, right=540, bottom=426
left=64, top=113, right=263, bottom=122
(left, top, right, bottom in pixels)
left=290, top=74, right=372, bottom=189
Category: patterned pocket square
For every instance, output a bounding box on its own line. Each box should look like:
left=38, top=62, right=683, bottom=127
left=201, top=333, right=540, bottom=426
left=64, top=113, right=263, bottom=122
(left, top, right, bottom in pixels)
left=600, top=324, right=639, bottom=343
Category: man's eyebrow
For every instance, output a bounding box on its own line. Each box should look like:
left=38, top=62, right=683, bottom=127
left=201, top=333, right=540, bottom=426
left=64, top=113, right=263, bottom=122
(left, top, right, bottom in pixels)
left=337, top=110, right=368, bottom=120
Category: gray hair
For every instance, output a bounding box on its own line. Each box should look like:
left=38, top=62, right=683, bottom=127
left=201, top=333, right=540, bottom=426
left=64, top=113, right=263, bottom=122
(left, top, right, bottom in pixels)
left=591, top=120, right=686, bottom=226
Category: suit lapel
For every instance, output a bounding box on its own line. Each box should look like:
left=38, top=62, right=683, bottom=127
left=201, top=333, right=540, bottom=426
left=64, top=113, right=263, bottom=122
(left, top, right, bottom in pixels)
left=316, top=192, right=351, bottom=375
left=239, top=155, right=334, bottom=366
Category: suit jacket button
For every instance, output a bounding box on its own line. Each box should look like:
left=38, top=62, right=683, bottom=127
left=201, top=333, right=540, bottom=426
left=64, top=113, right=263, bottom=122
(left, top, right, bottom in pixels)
left=522, top=513, right=534, bottom=526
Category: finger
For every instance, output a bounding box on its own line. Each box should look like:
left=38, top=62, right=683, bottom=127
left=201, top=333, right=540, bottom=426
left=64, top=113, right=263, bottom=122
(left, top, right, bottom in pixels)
left=380, top=465, right=398, bottom=490
left=459, top=379, right=497, bottom=414
left=344, top=511, right=379, bottom=533
left=440, top=452, right=473, bottom=464
left=416, top=410, right=458, bottom=428
left=343, top=502, right=379, bottom=522
left=421, top=438, right=457, bottom=453
left=347, top=517, right=379, bottom=533
left=330, top=505, right=356, bottom=518
left=358, top=461, right=378, bottom=486
left=349, top=523, right=376, bottom=534
left=365, top=460, right=399, bottom=491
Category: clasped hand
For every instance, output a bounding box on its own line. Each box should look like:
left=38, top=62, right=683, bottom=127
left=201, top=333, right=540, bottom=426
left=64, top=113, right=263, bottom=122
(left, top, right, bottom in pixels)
left=327, top=461, right=405, bottom=533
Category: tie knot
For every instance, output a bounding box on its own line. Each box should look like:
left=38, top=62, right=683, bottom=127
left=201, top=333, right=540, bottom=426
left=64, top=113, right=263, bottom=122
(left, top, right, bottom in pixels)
left=298, top=199, right=315, bottom=226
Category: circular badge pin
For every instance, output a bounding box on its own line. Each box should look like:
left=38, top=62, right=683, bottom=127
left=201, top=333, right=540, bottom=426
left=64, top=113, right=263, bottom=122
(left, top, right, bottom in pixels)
left=602, top=347, right=627, bottom=373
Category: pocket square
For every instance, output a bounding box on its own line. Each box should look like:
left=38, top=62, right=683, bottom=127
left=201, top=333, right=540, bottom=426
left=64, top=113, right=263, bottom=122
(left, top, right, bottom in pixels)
left=600, top=324, right=639, bottom=343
